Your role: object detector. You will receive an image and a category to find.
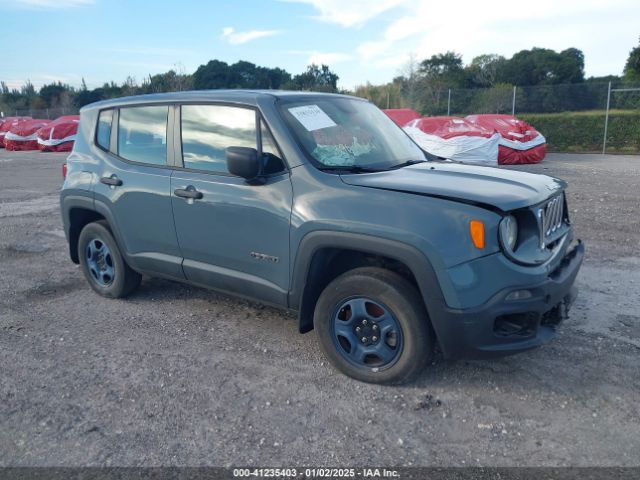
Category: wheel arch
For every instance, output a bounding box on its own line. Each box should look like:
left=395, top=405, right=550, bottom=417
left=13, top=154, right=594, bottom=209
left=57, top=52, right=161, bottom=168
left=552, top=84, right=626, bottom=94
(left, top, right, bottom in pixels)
left=289, top=231, right=448, bottom=337
left=62, top=196, right=128, bottom=265
left=61, top=195, right=102, bottom=264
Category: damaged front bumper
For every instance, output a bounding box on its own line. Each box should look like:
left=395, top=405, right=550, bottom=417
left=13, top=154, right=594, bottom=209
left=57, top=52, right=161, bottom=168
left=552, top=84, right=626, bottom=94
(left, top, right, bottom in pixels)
left=435, top=240, right=585, bottom=359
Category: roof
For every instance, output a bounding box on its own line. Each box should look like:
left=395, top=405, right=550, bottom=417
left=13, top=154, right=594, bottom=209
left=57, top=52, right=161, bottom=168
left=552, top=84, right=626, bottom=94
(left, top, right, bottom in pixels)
left=81, top=89, right=363, bottom=112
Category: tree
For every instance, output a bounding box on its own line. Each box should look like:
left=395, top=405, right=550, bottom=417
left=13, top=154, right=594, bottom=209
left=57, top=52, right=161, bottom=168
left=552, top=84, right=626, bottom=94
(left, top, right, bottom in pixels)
left=416, top=51, right=467, bottom=114
left=398, top=53, right=420, bottom=109
left=193, top=60, right=231, bottom=90
left=499, top=47, right=584, bottom=86
left=286, top=64, right=339, bottom=92
left=352, top=81, right=402, bottom=109
left=143, top=69, right=193, bottom=93
left=255, top=66, right=290, bottom=89
left=556, top=48, right=585, bottom=83
left=39, top=82, right=68, bottom=107
left=471, top=83, right=514, bottom=113
left=419, top=52, right=466, bottom=84
left=466, top=54, right=506, bottom=87
left=192, top=60, right=291, bottom=90
left=623, top=36, right=640, bottom=81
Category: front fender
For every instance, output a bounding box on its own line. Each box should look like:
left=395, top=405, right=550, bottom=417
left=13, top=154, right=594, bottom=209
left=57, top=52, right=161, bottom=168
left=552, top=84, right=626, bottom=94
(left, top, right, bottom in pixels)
left=289, top=231, right=455, bottom=343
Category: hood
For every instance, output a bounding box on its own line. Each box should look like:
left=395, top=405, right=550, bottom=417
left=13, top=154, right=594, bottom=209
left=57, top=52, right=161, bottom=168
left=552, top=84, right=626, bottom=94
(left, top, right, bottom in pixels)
left=340, top=162, right=566, bottom=212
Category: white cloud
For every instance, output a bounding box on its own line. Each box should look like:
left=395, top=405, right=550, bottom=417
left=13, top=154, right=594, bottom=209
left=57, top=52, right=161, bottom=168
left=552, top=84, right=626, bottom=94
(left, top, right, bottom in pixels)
left=2, top=0, right=93, bottom=7
left=221, top=27, right=281, bottom=45
left=348, top=0, right=640, bottom=80
left=283, top=0, right=405, bottom=27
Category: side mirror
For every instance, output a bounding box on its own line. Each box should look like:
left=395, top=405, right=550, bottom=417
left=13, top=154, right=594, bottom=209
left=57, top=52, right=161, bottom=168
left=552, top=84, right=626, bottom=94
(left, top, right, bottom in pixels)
left=226, top=146, right=261, bottom=181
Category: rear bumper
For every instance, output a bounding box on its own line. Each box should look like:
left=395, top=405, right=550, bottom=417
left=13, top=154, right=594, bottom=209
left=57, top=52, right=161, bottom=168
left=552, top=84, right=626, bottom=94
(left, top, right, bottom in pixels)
left=435, top=240, right=584, bottom=359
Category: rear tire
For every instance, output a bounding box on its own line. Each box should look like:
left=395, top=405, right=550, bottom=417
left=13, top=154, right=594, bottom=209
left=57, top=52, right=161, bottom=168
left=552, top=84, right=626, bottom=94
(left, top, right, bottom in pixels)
left=78, top=220, right=141, bottom=298
left=314, top=267, right=433, bottom=385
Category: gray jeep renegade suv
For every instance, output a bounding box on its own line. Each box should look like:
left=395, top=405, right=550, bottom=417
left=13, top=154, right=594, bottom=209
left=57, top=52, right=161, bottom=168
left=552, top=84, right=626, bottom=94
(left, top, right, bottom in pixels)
left=60, top=90, right=584, bottom=384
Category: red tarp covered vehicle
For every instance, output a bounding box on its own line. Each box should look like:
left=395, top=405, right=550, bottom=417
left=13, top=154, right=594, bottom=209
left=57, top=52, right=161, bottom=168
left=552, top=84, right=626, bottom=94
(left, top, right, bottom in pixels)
left=0, top=117, right=31, bottom=148
left=4, top=119, right=51, bottom=151
left=465, top=114, right=546, bottom=165
left=403, top=116, right=500, bottom=164
left=36, top=115, right=80, bottom=152
left=382, top=108, right=421, bottom=127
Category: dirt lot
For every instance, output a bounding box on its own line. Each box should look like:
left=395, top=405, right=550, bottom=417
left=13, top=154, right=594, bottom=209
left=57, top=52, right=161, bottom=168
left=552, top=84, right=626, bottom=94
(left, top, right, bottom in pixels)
left=0, top=150, right=639, bottom=467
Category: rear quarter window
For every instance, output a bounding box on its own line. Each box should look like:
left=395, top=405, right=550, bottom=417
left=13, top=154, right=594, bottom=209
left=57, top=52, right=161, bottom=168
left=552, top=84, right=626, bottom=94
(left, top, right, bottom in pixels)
left=96, top=109, right=113, bottom=150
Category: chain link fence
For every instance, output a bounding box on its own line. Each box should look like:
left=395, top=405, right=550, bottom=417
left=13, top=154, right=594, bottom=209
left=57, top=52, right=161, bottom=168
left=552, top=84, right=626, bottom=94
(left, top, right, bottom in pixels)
left=3, top=84, right=640, bottom=154
left=438, top=81, right=640, bottom=154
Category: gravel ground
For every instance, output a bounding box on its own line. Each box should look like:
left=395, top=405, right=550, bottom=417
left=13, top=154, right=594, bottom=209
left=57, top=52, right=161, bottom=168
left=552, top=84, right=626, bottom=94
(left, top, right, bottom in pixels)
left=0, top=150, right=639, bottom=467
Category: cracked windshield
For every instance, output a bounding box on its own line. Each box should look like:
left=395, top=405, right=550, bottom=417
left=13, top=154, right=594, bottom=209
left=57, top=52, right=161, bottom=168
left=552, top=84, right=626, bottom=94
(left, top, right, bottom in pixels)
left=279, top=97, right=426, bottom=170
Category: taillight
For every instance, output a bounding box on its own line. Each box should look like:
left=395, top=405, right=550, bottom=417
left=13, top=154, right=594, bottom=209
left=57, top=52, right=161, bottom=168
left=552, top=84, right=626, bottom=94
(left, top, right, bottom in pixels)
left=62, top=163, right=68, bottom=179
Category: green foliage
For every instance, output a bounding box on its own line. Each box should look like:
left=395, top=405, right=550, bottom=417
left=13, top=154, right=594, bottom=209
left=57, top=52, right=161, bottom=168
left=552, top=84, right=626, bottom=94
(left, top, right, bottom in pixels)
left=415, top=52, right=467, bottom=114
left=143, top=70, right=192, bottom=93
left=356, top=47, right=595, bottom=115
left=467, top=54, right=506, bottom=88
left=498, top=47, right=585, bottom=86
left=192, top=60, right=292, bottom=90
left=1, top=59, right=338, bottom=113
left=352, top=82, right=403, bottom=109
left=284, top=64, right=339, bottom=92
left=470, top=83, right=514, bottom=113
left=623, top=36, right=640, bottom=81
left=39, top=82, right=68, bottom=107
left=520, top=110, right=640, bottom=153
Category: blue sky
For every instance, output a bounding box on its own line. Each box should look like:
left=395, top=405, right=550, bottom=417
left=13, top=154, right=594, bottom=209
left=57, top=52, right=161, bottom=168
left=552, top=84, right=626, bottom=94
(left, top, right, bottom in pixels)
left=1, top=0, right=639, bottom=91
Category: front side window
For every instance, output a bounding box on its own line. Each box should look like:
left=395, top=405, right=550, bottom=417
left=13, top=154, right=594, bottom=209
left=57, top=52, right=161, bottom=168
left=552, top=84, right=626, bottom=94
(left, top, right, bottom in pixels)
left=181, top=105, right=256, bottom=173
left=118, top=106, right=168, bottom=165
left=96, top=109, right=113, bottom=150
left=278, top=97, right=426, bottom=171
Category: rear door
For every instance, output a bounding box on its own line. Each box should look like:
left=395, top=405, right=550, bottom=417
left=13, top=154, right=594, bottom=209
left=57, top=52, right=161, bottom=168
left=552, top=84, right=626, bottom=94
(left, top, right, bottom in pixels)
left=170, top=104, right=292, bottom=306
left=93, top=105, right=184, bottom=279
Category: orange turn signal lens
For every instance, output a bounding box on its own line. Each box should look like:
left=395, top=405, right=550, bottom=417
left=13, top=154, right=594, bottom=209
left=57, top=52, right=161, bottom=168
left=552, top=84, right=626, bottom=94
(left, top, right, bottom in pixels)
left=469, top=220, right=485, bottom=249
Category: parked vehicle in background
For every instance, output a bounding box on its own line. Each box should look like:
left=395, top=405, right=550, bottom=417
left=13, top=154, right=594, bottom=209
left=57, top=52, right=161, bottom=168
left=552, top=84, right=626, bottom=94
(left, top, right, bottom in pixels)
left=36, top=115, right=80, bottom=152
left=0, top=116, right=31, bottom=148
left=60, top=90, right=584, bottom=384
left=4, top=118, right=50, bottom=151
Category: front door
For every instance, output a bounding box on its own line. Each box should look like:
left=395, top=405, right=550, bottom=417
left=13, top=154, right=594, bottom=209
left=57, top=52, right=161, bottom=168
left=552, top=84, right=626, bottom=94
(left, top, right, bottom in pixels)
left=170, top=104, right=292, bottom=305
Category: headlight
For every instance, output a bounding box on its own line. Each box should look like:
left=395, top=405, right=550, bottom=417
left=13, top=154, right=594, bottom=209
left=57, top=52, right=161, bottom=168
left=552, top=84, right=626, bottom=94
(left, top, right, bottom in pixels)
left=499, top=215, right=518, bottom=251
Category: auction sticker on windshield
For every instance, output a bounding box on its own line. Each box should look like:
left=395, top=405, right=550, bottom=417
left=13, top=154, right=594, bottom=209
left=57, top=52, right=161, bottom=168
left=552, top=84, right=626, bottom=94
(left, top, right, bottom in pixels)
left=288, top=105, right=336, bottom=131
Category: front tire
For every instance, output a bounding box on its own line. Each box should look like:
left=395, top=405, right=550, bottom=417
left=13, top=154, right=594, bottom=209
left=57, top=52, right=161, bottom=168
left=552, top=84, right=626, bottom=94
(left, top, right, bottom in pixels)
left=78, top=221, right=141, bottom=298
left=314, top=267, right=433, bottom=385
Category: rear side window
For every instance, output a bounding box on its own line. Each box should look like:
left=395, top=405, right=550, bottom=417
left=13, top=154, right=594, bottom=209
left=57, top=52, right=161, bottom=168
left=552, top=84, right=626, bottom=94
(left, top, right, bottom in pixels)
left=96, top=109, right=113, bottom=150
left=181, top=105, right=256, bottom=173
left=118, top=106, right=168, bottom=166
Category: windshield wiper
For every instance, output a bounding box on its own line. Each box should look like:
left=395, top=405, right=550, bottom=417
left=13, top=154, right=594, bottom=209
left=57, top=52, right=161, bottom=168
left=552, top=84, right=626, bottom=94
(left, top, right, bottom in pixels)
left=318, top=165, right=385, bottom=173
left=387, top=159, right=427, bottom=170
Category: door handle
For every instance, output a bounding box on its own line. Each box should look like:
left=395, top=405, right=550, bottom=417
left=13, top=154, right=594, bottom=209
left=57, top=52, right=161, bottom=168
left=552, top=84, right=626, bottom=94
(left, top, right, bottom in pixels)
left=100, top=175, right=123, bottom=187
left=174, top=186, right=203, bottom=200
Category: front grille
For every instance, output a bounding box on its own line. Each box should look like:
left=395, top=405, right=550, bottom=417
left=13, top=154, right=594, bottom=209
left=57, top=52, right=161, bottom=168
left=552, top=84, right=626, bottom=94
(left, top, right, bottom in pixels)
left=538, top=194, right=566, bottom=248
